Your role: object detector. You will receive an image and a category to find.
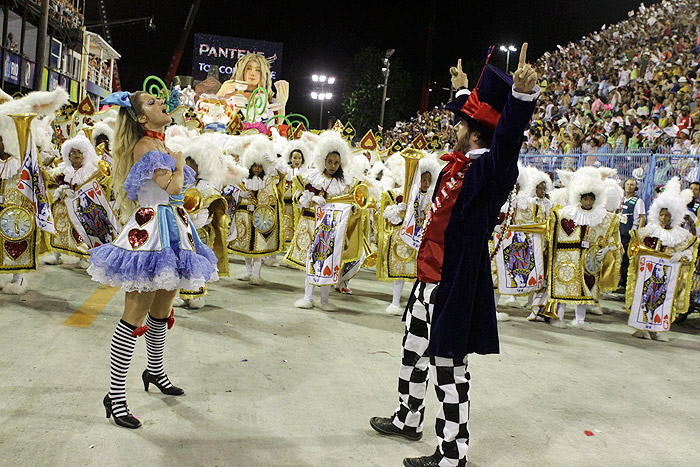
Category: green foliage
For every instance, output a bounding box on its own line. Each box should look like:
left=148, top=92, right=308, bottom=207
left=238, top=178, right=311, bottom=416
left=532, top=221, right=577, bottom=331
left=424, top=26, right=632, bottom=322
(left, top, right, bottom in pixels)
left=340, top=46, right=418, bottom=135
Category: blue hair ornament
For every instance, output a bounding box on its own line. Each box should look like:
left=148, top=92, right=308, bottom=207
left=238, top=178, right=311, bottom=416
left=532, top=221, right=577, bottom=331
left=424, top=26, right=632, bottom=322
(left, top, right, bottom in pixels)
left=103, top=91, right=137, bottom=121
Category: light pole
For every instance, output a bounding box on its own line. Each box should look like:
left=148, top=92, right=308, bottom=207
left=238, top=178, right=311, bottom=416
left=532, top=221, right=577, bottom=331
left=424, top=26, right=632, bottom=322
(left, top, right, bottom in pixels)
left=379, top=48, right=394, bottom=129
left=499, top=45, right=517, bottom=73
left=311, top=74, right=335, bottom=129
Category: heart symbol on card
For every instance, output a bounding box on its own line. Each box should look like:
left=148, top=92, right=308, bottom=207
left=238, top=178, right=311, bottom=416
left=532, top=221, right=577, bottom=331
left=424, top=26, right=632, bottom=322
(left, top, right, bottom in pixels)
left=561, top=219, right=577, bottom=236
left=135, top=207, right=154, bottom=226
left=323, top=265, right=332, bottom=276
left=4, top=240, right=28, bottom=260
left=653, top=314, right=661, bottom=324
left=128, top=228, right=148, bottom=249
left=647, top=263, right=654, bottom=272
left=528, top=277, right=536, bottom=286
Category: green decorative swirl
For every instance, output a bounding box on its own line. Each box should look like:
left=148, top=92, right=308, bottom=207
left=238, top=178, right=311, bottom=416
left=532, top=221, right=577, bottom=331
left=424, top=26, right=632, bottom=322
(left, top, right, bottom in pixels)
left=245, top=87, right=268, bottom=122
left=142, top=75, right=170, bottom=102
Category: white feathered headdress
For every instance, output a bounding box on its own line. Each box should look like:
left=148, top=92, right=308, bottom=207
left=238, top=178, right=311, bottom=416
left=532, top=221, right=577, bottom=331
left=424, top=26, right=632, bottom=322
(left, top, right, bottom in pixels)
left=60, top=134, right=98, bottom=167
left=312, top=131, right=350, bottom=171
left=419, top=155, right=441, bottom=191
left=603, top=177, right=624, bottom=212
left=648, top=177, right=694, bottom=227
left=92, top=121, right=114, bottom=144
left=242, top=133, right=276, bottom=173
left=0, top=88, right=69, bottom=159
left=182, top=134, right=226, bottom=185
left=283, top=139, right=311, bottom=169
left=557, top=166, right=616, bottom=210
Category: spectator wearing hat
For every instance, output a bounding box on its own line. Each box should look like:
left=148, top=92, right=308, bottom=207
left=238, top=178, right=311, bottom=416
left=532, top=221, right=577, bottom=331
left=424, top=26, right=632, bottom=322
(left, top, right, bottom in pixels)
left=677, top=105, right=694, bottom=130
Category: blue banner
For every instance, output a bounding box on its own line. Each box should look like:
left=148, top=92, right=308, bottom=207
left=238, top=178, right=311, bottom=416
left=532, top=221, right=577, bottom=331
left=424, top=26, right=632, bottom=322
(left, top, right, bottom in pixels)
left=3, top=51, right=20, bottom=85
left=192, top=33, right=283, bottom=82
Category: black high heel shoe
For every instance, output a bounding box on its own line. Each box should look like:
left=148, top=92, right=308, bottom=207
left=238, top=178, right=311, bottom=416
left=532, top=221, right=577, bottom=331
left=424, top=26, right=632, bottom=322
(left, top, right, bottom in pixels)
left=103, top=394, right=141, bottom=429
left=142, top=370, right=185, bottom=396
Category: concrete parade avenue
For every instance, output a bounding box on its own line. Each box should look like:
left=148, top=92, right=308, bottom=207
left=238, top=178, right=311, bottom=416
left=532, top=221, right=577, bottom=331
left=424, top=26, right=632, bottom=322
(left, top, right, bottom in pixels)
left=1, top=256, right=698, bottom=467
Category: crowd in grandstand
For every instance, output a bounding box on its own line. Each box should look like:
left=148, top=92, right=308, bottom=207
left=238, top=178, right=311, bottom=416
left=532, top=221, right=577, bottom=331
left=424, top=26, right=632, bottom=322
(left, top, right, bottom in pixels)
left=378, top=1, right=700, bottom=159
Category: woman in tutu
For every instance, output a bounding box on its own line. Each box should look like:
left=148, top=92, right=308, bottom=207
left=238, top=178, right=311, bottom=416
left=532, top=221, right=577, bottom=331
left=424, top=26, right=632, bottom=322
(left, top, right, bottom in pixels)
left=87, top=91, right=218, bottom=428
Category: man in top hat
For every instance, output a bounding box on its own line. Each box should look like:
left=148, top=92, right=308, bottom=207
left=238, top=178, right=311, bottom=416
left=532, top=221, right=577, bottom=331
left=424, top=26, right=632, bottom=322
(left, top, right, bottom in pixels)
left=370, top=44, right=539, bottom=467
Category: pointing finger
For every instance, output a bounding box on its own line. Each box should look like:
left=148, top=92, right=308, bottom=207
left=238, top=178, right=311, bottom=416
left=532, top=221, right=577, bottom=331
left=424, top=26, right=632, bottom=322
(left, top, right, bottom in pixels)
left=519, top=42, right=529, bottom=67
left=457, top=58, right=462, bottom=72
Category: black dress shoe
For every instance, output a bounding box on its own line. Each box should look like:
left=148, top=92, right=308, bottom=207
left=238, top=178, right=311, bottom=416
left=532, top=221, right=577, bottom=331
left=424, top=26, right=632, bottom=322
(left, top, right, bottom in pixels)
left=142, top=370, right=185, bottom=396
left=403, top=452, right=441, bottom=467
left=369, top=416, right=422, bottom=441
left=103, top=394, right=141, bottom=429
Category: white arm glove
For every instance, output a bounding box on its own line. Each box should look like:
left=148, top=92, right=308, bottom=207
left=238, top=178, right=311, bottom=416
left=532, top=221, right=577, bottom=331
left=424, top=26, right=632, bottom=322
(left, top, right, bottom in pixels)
left=239, top=190, right=251, bottom=199
left=382, top=204, right=404, bottom=225
left=299, top=191, right=314, bottom=209
left=191, top=208, right=211, bottom=230
left=311, top=195, right=326, bottom=207
left=595, top=248, right=607, bottom=262
left=54, top=185, right=67, bottom=200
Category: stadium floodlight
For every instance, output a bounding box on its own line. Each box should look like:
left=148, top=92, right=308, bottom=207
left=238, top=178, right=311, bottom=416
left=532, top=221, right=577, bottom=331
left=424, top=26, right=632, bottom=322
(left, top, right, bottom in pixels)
left=500, top=45, right=508, bottom=52
left=312, top=74, right=319, bottom=82
left=318, top=94, right=326, bottom=100
left=327, top=77, right=336, bottom=84
left=508, top=45, right=517, bottom=52
left=311, top=92, right=318, bottom=99
left=499, top=45, right=517, bottom=72
left=311, top=72, right=335, bottom=129
left=326, top=93, right=332, bottom=99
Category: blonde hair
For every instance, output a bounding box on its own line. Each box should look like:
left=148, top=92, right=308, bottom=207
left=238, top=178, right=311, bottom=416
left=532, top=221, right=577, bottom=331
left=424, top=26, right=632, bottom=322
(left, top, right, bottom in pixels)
left=113, top=91, right=147, bottom=222
left=231, top=54, right=274, bottom=98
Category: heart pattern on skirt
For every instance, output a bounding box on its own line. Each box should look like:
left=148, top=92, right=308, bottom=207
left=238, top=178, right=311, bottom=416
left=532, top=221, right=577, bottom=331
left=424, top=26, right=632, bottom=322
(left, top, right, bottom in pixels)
left=5, top=240, right=28, bottom=260
left=135, top=207, right=155, bottom=226
left=128, top=229, right=149, bottom=249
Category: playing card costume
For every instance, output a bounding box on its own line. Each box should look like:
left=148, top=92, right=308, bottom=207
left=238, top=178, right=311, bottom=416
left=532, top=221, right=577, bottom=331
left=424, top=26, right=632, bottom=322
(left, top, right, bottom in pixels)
left=49, top=135, right=119, bottom=262
left=288, top=131, right=367, bottom=310
left=371, top=64, right=540, bottom=467
left=0, top=88, right=69, bottom=294
left=626, top=177, right=698, bottom=340
left=282, top=138, right=311, bottom=248
left=545, top=167, right=621, bottom=328
left=377, top=154, right=440, bottom=315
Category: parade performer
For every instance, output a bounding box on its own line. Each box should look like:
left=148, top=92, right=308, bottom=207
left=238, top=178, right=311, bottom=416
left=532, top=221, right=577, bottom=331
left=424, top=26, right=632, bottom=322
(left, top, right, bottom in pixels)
left=288, top=131, right=365, bottom=311
left=46, top=134, right=118, bottom=268
left=377, top=153, right=439, bottom=315
left=371, top=46, right=540, bottom=467
left=546, top=166, right=620, bottom=331
left=493, top=165, right=552, bottom=320
left=618, top=178, right=647, bottom=292
left=0, top=88, right=68, bottom=294
left=626, top=177, right=698, bottom=341
left=177, top=134, right=242, bottom=308
left=229, top=134, right=286, bottom=285
left=282, top=138, right=311, bottom=248
left=87, top=91, right=219, bottom=429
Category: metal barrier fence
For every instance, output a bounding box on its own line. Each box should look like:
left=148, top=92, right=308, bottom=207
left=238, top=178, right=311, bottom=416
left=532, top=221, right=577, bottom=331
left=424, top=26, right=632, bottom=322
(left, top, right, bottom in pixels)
left=519, top=150, right=700, bottom=210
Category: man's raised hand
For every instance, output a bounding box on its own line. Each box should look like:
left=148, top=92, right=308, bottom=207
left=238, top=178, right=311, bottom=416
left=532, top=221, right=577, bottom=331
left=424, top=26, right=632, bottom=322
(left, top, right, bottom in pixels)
left=513, top=43, right=537, bottom=94
left=450, top=59, right=468, bottom=90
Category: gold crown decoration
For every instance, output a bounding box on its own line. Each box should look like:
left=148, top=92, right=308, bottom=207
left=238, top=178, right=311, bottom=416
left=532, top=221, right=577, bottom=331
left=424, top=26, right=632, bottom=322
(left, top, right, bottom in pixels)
left=359, top=129, right=378, bottom=150
left=77, top=96, right=95, bottom=116
left=411, top=133, right=428, bottom=150
left=342, top=121, right=356, bottom=141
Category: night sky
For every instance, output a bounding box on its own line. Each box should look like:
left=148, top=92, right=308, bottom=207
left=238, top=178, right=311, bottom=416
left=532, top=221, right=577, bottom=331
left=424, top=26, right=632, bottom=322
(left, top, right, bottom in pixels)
left=86, top=0, right=660, bottom=121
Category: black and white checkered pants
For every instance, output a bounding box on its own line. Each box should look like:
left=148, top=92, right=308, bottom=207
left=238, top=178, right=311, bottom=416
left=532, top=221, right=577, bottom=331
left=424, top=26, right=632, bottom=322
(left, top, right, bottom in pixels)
left=431, top=355, right=470, bottom=467
left=391, top=280, right=471, bottom=466
left=391, top=281, right=436, bottom=435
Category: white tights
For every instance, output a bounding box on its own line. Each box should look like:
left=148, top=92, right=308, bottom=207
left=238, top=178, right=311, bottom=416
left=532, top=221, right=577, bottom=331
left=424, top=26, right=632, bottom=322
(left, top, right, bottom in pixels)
left=244, top=258, right=262, bottom=278
left=304, top=281, right=330, bottom=304
left=556, top=303, right=587, bottom=324
left=391, top=280, right=405, bottom=307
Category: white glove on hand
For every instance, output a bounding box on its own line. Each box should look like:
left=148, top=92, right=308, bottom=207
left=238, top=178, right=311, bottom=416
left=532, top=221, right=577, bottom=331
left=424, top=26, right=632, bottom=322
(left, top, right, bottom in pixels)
left=397, top=202, right=407, bottom=212
left=299, top=191, right=314, bottom=208
left=595, top=248, right=607, bottom=263
left=239, top=190, right=252, bottom=199
left=54, top=185, right=67, bottom=200
left=383, top=204, right=404, bottom=225
left=311, top=195, right=326, bottom=207
left=64, top=188, right=76, bottom=199
left=670, top=252, right=682, bottom=263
